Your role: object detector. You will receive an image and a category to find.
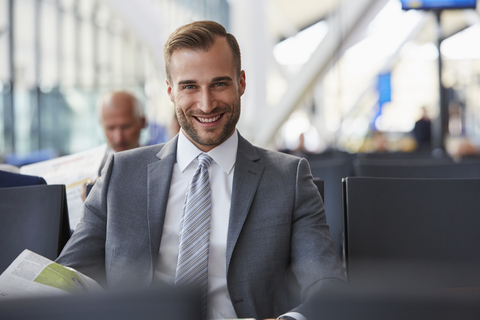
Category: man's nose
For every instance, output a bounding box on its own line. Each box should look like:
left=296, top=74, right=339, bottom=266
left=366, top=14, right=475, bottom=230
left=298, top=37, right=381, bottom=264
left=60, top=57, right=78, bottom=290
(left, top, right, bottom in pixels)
left=197, top=88, right=217, bottom=113
left=112, top=128, right=124, bottom=142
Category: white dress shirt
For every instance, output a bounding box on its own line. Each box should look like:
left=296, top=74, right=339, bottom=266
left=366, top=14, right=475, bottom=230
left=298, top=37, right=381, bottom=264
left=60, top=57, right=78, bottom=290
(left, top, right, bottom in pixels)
left=154, top=129, right=238, bottom=319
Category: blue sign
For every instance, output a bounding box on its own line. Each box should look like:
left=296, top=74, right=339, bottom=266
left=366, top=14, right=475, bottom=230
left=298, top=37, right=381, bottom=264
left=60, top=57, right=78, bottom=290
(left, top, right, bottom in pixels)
left=401, top=0, right=477, bottom=10
left=377, top=73, right=391, bottom=106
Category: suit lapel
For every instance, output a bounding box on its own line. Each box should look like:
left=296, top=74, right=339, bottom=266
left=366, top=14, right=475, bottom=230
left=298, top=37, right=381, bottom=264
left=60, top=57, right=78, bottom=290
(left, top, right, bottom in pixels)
left=147, top=136, right=178, bottom=265
left=226, top=134, right=264, bottom=271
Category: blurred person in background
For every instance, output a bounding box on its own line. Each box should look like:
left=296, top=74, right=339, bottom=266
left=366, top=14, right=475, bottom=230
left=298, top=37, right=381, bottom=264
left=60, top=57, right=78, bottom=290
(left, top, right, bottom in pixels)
left=98, top=90, right=147, bottom=154
left=371, top=131, right=389, bottom=153
left=413, top=106, right=431, bottom=152
left=81, top=91, right=147, bottom=201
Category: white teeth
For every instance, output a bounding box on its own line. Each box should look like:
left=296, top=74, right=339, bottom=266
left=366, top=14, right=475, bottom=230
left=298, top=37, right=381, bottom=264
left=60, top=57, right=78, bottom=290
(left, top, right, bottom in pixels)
left=198, top=115, right=220, bottom=123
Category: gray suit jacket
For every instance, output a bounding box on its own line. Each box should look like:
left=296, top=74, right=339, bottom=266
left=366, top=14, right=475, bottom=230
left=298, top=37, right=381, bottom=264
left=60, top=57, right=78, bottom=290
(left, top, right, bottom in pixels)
left=56, top=134, right=345, bottom=319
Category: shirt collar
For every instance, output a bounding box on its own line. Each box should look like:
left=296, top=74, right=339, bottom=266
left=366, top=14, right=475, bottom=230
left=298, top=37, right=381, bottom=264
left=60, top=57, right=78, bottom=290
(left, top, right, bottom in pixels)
left=177, top=129, right=238, bottom=174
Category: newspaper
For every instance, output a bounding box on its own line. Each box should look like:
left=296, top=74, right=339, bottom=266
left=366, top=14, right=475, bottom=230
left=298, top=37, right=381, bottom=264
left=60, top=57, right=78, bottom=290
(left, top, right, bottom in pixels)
left=20, top=144, right=108, bottom=230
left=0, top=251, right=254, bottom=320
left=0, top=250, right=102, bottom=299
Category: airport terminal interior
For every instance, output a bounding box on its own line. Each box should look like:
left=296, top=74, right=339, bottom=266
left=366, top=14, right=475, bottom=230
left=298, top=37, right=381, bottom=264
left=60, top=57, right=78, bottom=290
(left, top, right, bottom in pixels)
left=3, top=1, right=480, bottom=319
left=1, top=0, right=480, bottom=161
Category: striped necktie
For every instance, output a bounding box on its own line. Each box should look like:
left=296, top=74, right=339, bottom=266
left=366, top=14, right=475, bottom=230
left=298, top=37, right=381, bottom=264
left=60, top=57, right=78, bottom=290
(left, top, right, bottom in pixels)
left=175, top=153, right=213, bottom=318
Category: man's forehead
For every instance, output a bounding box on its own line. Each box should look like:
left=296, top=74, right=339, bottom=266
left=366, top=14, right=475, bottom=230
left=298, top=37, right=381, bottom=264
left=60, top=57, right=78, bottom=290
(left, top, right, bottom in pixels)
left=167, top=37, right=239, bottom=88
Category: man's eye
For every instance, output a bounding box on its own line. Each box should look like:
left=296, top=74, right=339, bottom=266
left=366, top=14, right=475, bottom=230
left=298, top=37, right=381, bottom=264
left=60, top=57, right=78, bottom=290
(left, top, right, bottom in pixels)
left=214, top=82, right=226, bottom=87
left=184, top=85, right=195, bottom=90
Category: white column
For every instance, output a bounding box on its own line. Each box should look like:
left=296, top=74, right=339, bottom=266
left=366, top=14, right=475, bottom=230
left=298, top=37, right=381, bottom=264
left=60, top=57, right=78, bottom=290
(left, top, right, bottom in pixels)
left=228, top=0, right=268, bottom=142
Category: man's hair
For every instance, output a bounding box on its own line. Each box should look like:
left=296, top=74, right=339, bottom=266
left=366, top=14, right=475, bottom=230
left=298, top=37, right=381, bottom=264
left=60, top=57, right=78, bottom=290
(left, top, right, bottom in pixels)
left=97, top=91, right=144, bottom=122
left=164, top=20, right=241, bottom=81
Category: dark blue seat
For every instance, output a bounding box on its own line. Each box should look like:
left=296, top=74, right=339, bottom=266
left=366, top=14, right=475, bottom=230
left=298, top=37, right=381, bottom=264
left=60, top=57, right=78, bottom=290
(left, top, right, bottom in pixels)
left=0, top=184, right=70, bottom=274
left=353, top=158, right=480, bottom=178
left=0, top=285, right=201, bottom=320
left=310, top=158, right=352, bottom=258
left=343, top=177, right=480, bottom=290
left=0, top=170, right=47, bottom=188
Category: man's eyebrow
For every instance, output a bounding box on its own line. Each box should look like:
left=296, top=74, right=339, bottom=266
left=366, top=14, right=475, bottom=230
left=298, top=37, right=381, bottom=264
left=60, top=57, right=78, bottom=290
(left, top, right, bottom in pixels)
left=177, top=77, right=233, bottom=85
left=212, top=76, right=233, bottom=82
left=178, top=80, right=197, bottom=85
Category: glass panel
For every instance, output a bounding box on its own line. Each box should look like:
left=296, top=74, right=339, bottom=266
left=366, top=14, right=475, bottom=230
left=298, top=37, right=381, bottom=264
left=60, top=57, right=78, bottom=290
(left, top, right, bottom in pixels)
left=14, top=0, right=35, bottom=89
left=0, top=0, right=7, bottom=155
left=96, top=3, right=111, bottom=89
left=14, top=0, right=36, bottom=153
left=40, top=0, right=59, bottom=88
left=59, top=0, right=74, bottom=11
left=122, top=33, right=136, bottom=85
left=60, top=88, right=101, bottom=153
left=79, top=16, right=94, bottom=89
left=110, top=18, right=123, bottom=88
left=60, top=3, right=75, bottom=88
left=77, top=0, right=94, bottom=89
left=0, top=0, right=8, bottom=81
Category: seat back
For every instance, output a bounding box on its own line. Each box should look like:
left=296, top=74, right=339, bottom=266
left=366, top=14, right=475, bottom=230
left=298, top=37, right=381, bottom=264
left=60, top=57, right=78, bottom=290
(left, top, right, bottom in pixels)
left=0, top=170, right=47, bottom=188
left=310, top=158, right=351, bottom=257
left=343, top=177, right=480, bottom=286
left=0, top=184, right=70, bottom=273
left=0, top=285, right=201, bottom=320
left=353, top=158, right=480, bottom=178
left=303, top=290, right=480, bottom=320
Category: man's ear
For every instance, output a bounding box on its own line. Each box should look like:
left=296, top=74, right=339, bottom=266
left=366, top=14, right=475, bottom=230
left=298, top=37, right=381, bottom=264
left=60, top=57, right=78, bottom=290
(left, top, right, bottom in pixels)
left=166, top=78, right=174, bottom=102
left=238, top=70, right=246, bottom=96
left=140, top=116, right=147, bottom=129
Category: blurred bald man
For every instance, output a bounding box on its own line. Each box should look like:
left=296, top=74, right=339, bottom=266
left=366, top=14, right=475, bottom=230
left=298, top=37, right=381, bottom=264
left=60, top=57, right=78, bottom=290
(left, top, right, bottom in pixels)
left=81, top=91, right=147, bottom=201
left=98, top=91, right=147, bottom=153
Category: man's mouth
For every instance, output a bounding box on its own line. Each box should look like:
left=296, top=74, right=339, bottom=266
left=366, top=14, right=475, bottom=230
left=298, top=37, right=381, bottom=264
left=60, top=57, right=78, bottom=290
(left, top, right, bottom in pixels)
left=196, top=115, right=221, bottom=123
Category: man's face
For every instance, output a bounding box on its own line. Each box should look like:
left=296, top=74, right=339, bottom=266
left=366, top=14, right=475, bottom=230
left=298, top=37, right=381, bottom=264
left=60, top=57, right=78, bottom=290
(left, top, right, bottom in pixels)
left=166, top=37, right=246, bottom=152
left=101, top=99, right=146, bottom=152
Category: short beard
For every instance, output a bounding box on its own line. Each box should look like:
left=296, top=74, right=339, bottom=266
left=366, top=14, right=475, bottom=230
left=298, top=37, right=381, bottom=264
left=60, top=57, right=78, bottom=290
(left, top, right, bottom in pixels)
left=175, top=100, right=241, bottom=148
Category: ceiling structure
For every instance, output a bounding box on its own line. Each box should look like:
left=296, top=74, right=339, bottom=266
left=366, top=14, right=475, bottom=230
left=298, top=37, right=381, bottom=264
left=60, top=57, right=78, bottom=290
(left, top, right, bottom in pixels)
left=265, top=0, right=340, bottom=40
left=253, top=0, right=480, bottom=149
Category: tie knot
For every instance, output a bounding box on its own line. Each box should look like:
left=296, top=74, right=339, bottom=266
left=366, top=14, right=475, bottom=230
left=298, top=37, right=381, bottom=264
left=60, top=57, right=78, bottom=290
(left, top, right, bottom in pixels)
left=197, top=153, right=213, bottom=169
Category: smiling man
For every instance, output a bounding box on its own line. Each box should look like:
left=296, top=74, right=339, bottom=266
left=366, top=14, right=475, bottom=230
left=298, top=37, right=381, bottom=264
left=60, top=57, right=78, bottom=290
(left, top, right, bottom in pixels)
left=165, top=27, right=244, bottom=151
left=56, top=21, right=345, bottom=320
